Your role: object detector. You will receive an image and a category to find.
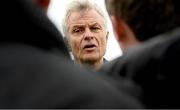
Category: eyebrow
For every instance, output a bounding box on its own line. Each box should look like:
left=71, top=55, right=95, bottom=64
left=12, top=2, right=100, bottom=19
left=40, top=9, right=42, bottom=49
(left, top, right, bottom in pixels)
left=72, top=25, right=85, bottom=28
left=90, top=22, right=100, bottom=26
left=90, top=23, right=102, bottom=29
left=68, top=25, right=84, bottom=31
left=70, top=22, right=101, bottom=29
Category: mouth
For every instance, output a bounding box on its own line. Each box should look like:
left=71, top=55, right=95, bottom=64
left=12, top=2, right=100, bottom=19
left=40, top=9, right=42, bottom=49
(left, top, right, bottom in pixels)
left=83, top=44, right=96, bottom=49
left=83, top=44, right=97, bottom=51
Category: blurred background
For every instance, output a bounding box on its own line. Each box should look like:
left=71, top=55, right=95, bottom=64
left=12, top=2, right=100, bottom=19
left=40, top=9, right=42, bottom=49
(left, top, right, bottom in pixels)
left=47, top=0, right=122, bottom=61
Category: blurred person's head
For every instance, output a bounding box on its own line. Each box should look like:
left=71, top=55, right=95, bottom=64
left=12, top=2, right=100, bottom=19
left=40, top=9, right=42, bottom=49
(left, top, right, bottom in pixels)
left=32, top=0, right=50, bottom=12
left=62, top=0, right=109, bottom=70
left=105, top=0, right=180, bottom=53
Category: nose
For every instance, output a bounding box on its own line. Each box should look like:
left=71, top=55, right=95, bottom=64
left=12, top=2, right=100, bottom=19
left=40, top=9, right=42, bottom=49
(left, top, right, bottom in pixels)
left=84, top=28, right=94, bottom=40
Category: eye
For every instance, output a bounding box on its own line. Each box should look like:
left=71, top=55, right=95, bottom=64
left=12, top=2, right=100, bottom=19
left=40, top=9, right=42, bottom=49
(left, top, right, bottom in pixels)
left=91, top=26, right=100, bottom=32
left=72, top=27, right=84, bottom=34
left=92, top=27, right=99, bottom=30
left=73, top=28, right=80, bottom=33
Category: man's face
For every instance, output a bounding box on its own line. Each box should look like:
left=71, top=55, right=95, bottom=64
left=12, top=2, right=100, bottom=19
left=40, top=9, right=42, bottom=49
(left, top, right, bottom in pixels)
left=67, top=9, right=108, bottom=63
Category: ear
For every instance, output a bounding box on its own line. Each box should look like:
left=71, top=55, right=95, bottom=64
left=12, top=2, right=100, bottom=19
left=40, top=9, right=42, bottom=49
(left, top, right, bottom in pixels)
left=110, top=15, right=117, bottom=32
left=39, top=0, right=50, bottom=7
left=110, top=15, right=126, bottom=42
left=33, top=0, right=50, bottom=12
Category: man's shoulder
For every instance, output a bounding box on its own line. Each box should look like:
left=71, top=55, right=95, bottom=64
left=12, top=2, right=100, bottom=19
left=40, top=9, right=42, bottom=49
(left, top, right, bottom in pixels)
left=123, top=27, right=180, bottom=64
left=100, top=57, right=122, bottom=75
left=101, top=27, right=180, bottom=76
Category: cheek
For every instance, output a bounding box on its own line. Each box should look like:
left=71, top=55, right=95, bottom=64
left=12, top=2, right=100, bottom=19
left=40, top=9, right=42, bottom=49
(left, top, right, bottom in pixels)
left=69, top=38, right=81, bottom=53
left=99, top=36, right=107, bottom=56
left=99, top=35, right=107, bottom=50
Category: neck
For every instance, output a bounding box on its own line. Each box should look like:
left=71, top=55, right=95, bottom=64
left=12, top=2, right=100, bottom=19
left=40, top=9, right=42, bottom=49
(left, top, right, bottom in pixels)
left=76, top=58, right=104, bottom=71
left=118, top=20, right=140, bottom=53
left=120, top=36, right=140, bottom=53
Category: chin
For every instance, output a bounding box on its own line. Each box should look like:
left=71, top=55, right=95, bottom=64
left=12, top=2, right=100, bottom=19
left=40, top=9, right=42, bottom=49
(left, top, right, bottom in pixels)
left=82, top=56, right=99, bottom=63
left=81, top=53, right=102, bottom=62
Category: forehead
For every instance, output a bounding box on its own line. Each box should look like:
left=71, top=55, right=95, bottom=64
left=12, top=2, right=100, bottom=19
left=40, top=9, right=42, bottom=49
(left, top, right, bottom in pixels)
left=67, top=9, right=104, bottom=27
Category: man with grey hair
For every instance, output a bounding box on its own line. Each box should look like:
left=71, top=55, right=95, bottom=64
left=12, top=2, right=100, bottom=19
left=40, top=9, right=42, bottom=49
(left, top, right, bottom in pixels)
left=62, top=0, right=109, bottom=70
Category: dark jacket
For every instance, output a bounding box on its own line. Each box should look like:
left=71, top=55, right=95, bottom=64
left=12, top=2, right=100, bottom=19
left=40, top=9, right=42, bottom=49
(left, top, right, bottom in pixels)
left=0, top=0, right=142, bottom=108
left=101, top=28, right=180, bottom=108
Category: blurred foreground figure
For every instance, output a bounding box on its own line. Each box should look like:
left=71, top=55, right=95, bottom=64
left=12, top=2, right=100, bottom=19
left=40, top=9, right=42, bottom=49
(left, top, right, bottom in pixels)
left=103, top=0, right=180, bottom=108
left=0, top=0, right=143, bottom=108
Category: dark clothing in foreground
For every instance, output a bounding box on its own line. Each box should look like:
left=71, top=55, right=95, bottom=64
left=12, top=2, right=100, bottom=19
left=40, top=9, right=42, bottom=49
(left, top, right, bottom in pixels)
left=0, top=0, right=142, bottom=108
left=101, top=28, right=180, bottom=108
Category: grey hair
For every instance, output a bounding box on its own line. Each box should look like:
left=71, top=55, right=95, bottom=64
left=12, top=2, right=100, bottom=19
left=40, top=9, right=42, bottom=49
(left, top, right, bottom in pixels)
left=62, top=0, right=108, bottom=38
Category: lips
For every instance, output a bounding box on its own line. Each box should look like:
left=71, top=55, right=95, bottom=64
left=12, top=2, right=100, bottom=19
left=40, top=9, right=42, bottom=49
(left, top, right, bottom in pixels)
left=83, top=44, right=96, bottom=49
left=83, top=43, right=97, bottom=51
